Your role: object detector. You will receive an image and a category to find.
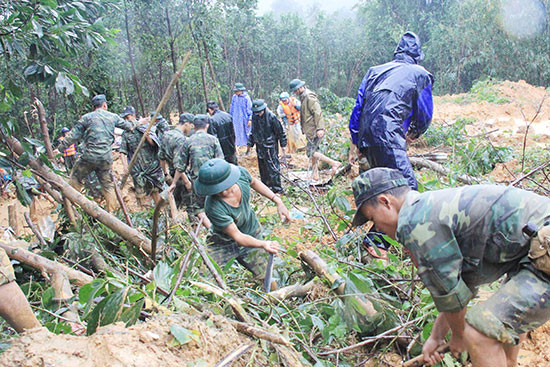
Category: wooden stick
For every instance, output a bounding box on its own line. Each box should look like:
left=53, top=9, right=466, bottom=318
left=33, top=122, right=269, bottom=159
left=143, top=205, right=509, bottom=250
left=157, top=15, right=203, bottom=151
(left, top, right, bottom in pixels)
left=227, top=319, right=291, bottom=346
left=121, top=51, right=192, bottom=187
left=190, top=281, right=251, bottom=323
left=8, top=204, right=19, bottom=236
left=0, top=240, right=93, bottom=286
left=150, top=196, right=167, bottom=266
left=23, top=211, right=47, bottom=246
left=511, top=162, right=550, bottom=186
left=111, top=171, right=133, bottom=227
left=164, top=248, right=194, bottom=306
left=403, top=344, right=450, bottom=367
left=34, top=98, right=55, bottom=161
left=215, top=343, right=254, bottom=367
left=409, top=157, right=475, bottom=184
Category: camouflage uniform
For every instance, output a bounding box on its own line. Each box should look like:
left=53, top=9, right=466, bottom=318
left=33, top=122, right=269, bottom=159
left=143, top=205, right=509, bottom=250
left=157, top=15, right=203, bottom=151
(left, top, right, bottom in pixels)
left=396, top=185, right=550, bottom=345
left=158, top=129, right=189, bottom=207
left=155, top=117, right=170, bottom=144
left=58, top=109, right=134, bottom=212
left=0, top=248, right=15, bottom=287
left=174, top=130, right=223, bottom=216
left=120, top=126, right=164, bottom=198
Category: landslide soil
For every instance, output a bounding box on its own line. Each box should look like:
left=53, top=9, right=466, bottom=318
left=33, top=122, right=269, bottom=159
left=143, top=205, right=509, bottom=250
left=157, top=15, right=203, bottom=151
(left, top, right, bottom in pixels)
left=0, top=313, right=262, bottom=367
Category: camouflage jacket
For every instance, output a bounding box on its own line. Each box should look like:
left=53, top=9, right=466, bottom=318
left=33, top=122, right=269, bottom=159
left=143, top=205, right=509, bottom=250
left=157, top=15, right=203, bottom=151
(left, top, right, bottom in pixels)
left=174, top=130, right=223, bottom=179
left=298, top=88, right=325, bottom=139
left=158, top=129, right=187, bottom=172
left=120, top=127, right=163, bottom=187
left=59, top=109, right=134, bottom=163
left=155, top=118, right=170, bottom=144
left=397, top=185, right=550, bottom=313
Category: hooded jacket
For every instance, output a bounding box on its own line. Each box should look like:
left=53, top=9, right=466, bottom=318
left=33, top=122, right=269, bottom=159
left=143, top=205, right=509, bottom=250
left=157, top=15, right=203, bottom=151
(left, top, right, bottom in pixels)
left=349, top=32, right=434, bottom=150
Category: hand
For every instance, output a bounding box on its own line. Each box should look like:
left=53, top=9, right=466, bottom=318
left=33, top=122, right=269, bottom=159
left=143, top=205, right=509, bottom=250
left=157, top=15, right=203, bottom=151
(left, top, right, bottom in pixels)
left=248, top=120, right=252, bottom=127
left=263, top=240, right=280, bottom=254
left=138, top=117, right=150, bottom=126
left=316, top=129, right=325, bottom=139
left=422, top=336, right=446, bottom=366
left=168, top=183, right=176, bottom=193
left=406, top=131, right=417, bottom=144
left=276, top=200, right=292, bottom=223
left=449, top=333, right=466, bottom=358
left=348, top=143, right=358, bottom=165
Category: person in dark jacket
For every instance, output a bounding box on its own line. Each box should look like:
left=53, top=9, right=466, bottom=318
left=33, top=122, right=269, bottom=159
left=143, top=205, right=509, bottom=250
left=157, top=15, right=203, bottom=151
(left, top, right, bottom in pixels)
left=348, top=31, right=434, bottom=190
left=248, top=99, right=287, bottom=193
left=207, top=100, right=238, bottom=165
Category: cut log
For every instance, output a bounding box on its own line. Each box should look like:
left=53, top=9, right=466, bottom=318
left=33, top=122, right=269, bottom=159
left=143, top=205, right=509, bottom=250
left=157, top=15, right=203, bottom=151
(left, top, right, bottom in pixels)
left=4, top=136, right=152, bottom=253
left=227, top=319, right=291, bottom=346
left=0, top=240, right=93, bottom=286
left=267, top=279, right=316, bottom=300
left=299, top=249, right=377, bottom=317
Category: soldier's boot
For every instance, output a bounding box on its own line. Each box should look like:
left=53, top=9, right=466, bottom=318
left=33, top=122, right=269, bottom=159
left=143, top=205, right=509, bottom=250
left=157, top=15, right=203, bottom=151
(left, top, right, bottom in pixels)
left=101, top=187, right=119, bottom=213
left=0, top=282, right=41, bottom=332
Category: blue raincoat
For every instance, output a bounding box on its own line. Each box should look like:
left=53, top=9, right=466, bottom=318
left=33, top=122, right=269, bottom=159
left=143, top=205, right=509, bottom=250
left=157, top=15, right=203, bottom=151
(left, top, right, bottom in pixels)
left=230, top=91, right=253, bottom=146
left=349, top=32, right=433, bottom=189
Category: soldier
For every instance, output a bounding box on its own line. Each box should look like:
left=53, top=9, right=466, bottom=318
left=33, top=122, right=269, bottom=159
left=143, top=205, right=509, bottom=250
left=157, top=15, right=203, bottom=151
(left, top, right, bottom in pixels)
left=207, top=101, right=238, bottom=165
left=195, top=158, right=291, bottom=285
left=248, top=99, right=287, bottom=193
left=119, top=106, right=163, bottom=206
left=351, top=167, right=550, bottom=367
left=57, top=94, right=139, bottom=212
left=57, top=127, right=77, bottom=173
left=289, top=79, right=341, bottom=181
left=159, top=113, right=194, bottom=207
left=169, top=114, right=224, bottom=229
left=0, top=246, right=41, bottom=332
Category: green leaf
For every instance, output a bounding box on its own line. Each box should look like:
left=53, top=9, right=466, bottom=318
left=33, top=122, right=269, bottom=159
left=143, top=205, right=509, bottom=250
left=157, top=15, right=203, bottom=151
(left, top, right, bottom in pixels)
left=169, top=324, right=201, bottom=346
left=86, top=287, right=128, bottom=335
left=120, top=299, right=144, bottom=327
left=153, top=261, right=173, bottom=293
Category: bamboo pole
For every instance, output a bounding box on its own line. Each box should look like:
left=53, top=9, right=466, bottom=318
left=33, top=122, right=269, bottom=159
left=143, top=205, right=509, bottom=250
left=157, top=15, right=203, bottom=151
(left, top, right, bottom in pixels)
left=121, top=51, right=192, bottom=188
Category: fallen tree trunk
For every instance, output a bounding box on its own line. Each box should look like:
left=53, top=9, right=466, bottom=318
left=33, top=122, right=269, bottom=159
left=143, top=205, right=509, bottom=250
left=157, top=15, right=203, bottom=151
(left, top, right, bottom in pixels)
left=409, top=157, right=475, bottom=184
left=0, top=240, right=93, bottom=286
left=227, top=319, right=291, bottom=346
left=299, top=249, right=377, bottom=317
left=4, top=136, right=152, bottom=253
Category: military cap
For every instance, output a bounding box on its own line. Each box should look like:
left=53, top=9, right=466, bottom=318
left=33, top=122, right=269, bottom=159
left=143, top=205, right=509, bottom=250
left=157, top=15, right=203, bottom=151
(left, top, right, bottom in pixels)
left=233, top=83, right=247, bottom=92
left=352, top=167, right=409, bottom=226
left=150, top=112, right=164, bottom=121
left=206, top=100, right=218, bottom=110
left=120, top=106, right=136, bottom=118
left=251, top=99, right=267, bottom=112
left=193, top=114, right=211, bottom=128
left=92, top=94, right=107, bottom=107
left=194, top=158, right=241, bottom=196
left=289, top=79, right=305, bottom=92
left=279, top=92, right=290, bottom=100
left=61, top=127, right=70, bottom=134
left=179, top=113, right=194, bottom=125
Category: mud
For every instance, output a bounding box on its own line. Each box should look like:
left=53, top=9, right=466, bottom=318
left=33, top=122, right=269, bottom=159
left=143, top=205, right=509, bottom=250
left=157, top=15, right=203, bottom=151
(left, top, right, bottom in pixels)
left=0, top=313, right=261, bottom=367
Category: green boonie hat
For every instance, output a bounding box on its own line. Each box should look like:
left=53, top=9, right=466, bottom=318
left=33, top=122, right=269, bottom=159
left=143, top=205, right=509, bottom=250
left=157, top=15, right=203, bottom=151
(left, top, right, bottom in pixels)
left=279, top=92, right=290, bottom=100
left=251, top=99, right=267, bottom=112
left=179, top=113, right=194, bottom=124
left=194, top=158, right=241, bottom=196
left=289, top=79, right=305, bottom=92
left=233, top=83, right=246, bottom=92
left=92, top=94, right=107, bottom=107
left=352, top=168, right=409, bottom=227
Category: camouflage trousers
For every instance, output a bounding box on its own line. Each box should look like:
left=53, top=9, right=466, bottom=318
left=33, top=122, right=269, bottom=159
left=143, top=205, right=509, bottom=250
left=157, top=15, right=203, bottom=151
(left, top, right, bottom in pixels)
left=206, top=232, right=276, bottom=283
left=0, top=248, right=15, bottom=287
left=69, top=158, right=117, bottom=212
left=466, top=263, right=550, bottom=345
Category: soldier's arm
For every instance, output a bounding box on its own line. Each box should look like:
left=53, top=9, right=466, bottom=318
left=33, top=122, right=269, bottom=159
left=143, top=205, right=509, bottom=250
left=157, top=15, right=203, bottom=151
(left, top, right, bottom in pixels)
left=114, top=115, right=135, bottom=131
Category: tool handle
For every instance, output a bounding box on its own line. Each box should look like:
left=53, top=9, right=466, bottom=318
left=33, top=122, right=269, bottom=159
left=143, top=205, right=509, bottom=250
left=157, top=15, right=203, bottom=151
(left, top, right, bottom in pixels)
left=263, top=253, right=275, bottom=292
left=403, top=344, right=450, bottom=367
